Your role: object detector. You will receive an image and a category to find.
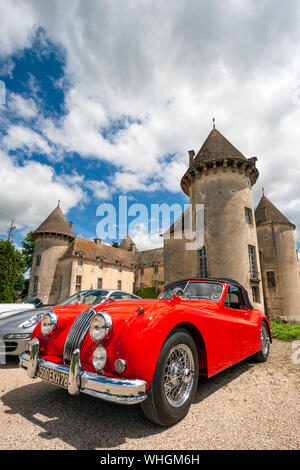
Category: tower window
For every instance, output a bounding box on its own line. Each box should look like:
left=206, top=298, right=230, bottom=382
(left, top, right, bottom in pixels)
left=251, top=285, right=260, bottom=303
left=99, top=259, right=103, bottom=270
left=36, top=255, right=41, bottom=266
left=248, top=245, right=258, bottom=279
left=245, top=207, right=253, bottom=225
left=154, top=264, right=158, bottom=274
left=140, top=266, right=144, bottom=276
left=75, top=275, right=82, bottom=291
left=267, top=271, right=276, bottom=289
left=118, top=263, right=122, bottom=273
left=199, top=247, right=208, bottom=278
left=117, top=280, right=122, bottom=290
left=98, top=278, right=103, bottom=289
left=33, top=276, right=38, bottom=294
left=78, top=254, right=83, bottom=266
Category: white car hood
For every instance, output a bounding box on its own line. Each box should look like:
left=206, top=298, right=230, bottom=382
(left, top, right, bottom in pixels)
left=0, top=304, right=35, bottom=319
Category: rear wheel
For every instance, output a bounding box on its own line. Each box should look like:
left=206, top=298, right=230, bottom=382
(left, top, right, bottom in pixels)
left=141, top=330, right=198, bottom=426
left=252, top=322, right=270, bottom=362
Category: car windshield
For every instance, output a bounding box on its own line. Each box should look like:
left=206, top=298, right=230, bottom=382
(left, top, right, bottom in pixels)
left=55, top=290, right=109, bottom=306
left=159, top=281, right=223, bottom=302
left=158, top=282, right=188, bottom=299
left=23, top=294, right=46, bottom=306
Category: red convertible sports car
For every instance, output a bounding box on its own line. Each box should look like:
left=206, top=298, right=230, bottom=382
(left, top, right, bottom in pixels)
left=20, top=278, right=271, bottom=426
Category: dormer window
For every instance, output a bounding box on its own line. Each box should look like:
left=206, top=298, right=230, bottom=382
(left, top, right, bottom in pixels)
left=99, top=259, right=104, bottom=270
left=118, top=263, right=122, bottom=273
left=78, top=254, right=83, bottom=266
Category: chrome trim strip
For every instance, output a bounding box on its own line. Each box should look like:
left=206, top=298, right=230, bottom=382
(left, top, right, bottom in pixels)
left=19, top=348, right=147, bottom=405
left=68, top=349, right=81, bottom=395
left=27, top=338, right=39, bottom=378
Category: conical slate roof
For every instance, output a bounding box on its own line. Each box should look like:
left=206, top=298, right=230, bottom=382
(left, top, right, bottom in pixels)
left=255, top=195, right=295, bottom=228
left=35, top=205, right=74, bottom=237
left=119, top=234, right=136, bottom=251
left=193, top=128, right=247, bottom=165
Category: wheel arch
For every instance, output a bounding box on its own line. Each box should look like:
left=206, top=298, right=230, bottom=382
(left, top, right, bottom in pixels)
left=165, top=322, right=208, bottom=375
left=261, top=317, right=272, bottom=343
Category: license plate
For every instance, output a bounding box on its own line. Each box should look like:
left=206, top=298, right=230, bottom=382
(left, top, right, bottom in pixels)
left=38, top=365, right=69, bottom=389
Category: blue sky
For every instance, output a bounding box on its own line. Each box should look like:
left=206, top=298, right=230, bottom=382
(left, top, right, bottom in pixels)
left=0, top=1, right=300, bottom=252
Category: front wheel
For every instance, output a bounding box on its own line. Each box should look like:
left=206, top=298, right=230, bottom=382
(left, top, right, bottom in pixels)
left=141, top=329, right=199, bottom=426
left=252, top=322, right=270, bottom=362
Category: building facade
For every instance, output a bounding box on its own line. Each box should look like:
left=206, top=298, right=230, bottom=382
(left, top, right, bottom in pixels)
left=165, top=127, right=264, bottom=312
left=255, top=195, right=300, bottom=322
left=29, top=205, right=164, bottom=304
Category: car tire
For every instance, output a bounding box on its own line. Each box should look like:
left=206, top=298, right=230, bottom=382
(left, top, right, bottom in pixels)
left=252, top=321, right=270, bottom=363
left=141, top=329, right=199, bottom=427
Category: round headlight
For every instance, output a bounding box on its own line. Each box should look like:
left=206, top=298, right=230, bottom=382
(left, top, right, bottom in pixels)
left=92, top=345, right=107, bottom=371
left=40, top=312, right=57, bottom=336
left=89, top=312, right=112, bottom=342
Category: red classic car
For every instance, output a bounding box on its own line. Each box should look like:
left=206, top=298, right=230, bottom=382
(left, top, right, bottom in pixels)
left=20, top=278, right=271, bottom=426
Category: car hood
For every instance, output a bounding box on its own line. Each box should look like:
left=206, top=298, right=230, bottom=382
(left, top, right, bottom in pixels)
left=33, top=299, right=167, bottom=360
left=0, top=304, right=36, bottom=319
left=0, top=307, right=52, bottom=334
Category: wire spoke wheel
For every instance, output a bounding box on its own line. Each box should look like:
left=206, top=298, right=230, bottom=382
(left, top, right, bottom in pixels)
left=260, top=323, right=270, bottom=356
left=163, top=344, right=195, bottom=408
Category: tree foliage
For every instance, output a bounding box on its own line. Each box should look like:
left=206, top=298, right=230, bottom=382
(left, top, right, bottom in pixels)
left=21, top=231, right=35, bottom=272
left=0, top=239, right=26, bottom=302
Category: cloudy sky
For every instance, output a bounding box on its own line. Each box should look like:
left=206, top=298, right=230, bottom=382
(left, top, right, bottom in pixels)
left=0, top=0, right=300, bottom=250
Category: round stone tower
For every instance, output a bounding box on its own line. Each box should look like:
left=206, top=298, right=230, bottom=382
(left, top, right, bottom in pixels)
left=255, top=195, right=300, bottom=321
left=29, top=205, right=74, bottom=304
left=180, top=126, right=264, bottom=310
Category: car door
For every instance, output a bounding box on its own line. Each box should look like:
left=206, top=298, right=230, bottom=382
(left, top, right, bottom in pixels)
left=183, top=281, right=240, bottom=375
left=223, top=285, right=258, bottom=361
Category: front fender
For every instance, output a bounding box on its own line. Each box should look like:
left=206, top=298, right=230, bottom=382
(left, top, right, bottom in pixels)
left=114, top=303, right=204, bottom=389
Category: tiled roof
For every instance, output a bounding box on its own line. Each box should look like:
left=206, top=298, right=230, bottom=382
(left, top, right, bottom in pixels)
left=137, top=247, right=164, bottom=266
left=255, top=195, right=295, bottom=228
left=192, top=128, right=247, bottom=165
left=61, top=237, right=137, bottom=268
left=119, top=234, right=136, bottom=251
left=35, top=205, right=74, bottom=238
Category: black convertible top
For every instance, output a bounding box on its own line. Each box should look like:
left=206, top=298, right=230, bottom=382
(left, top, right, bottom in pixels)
left=164, top=277, right=253, bottom=310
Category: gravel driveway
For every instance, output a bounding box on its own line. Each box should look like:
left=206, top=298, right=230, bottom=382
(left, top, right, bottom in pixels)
left=0, top=339, right=299, bottom=450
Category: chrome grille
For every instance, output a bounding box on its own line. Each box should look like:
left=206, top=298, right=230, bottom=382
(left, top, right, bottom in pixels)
left=63, top=308, right=95, bottom=363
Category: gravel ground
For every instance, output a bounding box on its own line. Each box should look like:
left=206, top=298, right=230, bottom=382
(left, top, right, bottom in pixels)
left=0, top=339, right=299, bottom=450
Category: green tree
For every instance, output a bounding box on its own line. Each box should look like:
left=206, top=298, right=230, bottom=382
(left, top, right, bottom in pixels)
left=0, top=239, right=25, bottom=302
left=21, top=231, right=35, bottom=272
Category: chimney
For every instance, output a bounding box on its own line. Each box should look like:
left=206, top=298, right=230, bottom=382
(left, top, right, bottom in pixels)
left=188, top=150, right=195, bottom=167
left=69, top=221, right=73, bottom=230
left=94, top=238, right=102, bottom=246
left=248, top=156, right=258, bottom=167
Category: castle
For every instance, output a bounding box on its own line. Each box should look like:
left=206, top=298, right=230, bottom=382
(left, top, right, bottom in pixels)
left=28, top=206, right=164, bottom=304
left=29, top=125, right=300, bottom=321
left=163, top=126, right=300, bottom=322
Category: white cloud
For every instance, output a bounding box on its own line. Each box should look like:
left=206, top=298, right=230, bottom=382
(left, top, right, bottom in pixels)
left=8, top=93, right=38, bottom=119
left=0, top=150, right=85, bottom=232
left=3, top=125, right=51, bottom=154
left=130, top=223, right=163, bottom=251
left=1, top=0, right=300, bottom=239
left=0, top=0, right=36, bottom=58
left=85, top=180, right=112, bottom=200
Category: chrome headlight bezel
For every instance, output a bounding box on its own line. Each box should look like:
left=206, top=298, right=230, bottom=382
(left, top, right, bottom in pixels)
left=92, top=345, right=107, bottom=371
left=40, top=312, right=57, bottom=336
left=89, top=311, right=112, bottom=342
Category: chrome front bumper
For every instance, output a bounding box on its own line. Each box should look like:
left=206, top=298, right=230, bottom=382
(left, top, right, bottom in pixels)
left=19, top=339, right=147, bottom=405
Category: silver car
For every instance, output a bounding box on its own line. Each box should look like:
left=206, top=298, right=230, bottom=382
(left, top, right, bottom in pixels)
left=0, top=289, right=140, bottom=357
